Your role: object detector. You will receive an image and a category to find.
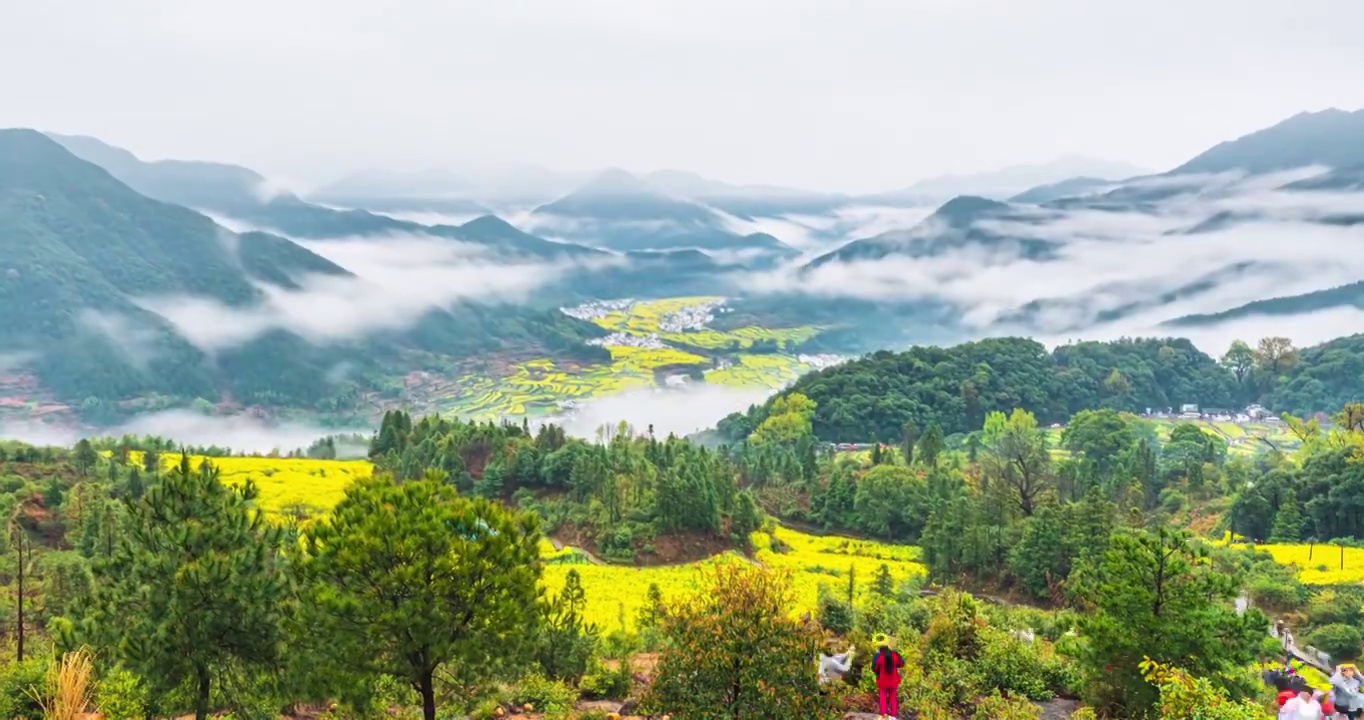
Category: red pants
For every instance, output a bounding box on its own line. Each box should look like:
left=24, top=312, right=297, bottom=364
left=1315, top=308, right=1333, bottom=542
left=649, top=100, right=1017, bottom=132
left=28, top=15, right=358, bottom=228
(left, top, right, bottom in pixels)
left=878, top=687, right=898, bottom=716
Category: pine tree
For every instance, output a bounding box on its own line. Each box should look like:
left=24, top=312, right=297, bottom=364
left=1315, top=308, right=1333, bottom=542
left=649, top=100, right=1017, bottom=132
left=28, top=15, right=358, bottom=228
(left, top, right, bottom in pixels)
left=1269, top=499, right=1304, bottom=543
left=919, top=421, right=945, bottom=468
left=88, top=454, right=288, bottom=720
left=74, top=438, right=97, bottom=476
left=871, top=563, right=895, bottom=597
left=901, top=421, right=919, bottom=466
left=301, top=475, right=542, bottom=720
left=127, top=467, right=144, bottom=500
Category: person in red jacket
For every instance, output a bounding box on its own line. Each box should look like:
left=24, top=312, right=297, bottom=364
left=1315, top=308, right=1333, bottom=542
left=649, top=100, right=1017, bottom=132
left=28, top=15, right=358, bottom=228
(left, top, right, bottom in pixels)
left=871, top=633, right=905, bottom=720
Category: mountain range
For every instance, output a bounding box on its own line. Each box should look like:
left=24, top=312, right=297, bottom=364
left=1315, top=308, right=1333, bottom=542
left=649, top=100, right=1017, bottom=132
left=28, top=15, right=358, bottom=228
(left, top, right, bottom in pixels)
left=0, top=130, right=608, bottom=423
left=5, top=106, right=1364, bottom=425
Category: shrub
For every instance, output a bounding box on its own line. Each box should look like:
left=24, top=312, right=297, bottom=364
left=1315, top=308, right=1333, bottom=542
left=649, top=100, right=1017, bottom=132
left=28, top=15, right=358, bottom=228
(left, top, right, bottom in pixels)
left=977, top=629, right=1052, bottom=700
left=0, top=657, right=51, bottom=720
left=507, top=673, right=575, bottom=713
left=1307, top=623, right=1363, bottom=661
left=94, top=665, right=149, bottom=720
left=973, top=690, right=1043, bottom=719
left=578, top=661, right=632, bottom=700
left=1246, top=574, right=1305, bottom=610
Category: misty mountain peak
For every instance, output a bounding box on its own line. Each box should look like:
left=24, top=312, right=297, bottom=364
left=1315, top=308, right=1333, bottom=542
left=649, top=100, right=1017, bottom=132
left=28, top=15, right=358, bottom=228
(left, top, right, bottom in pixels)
left=932, top=195, right=1012, bottom=223
left=577, top=167, right=656, bottom=197
left=1171, top=107, right=1364, bottom=175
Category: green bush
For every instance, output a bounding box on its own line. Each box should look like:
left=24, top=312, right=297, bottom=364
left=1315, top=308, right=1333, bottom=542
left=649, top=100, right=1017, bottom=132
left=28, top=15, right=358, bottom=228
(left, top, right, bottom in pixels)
left=977, top=629, right=1052, bottom=700
left=816, top=592, right=853, bottom=635
left=579, top=661, right=632, bottom=700
left=95, top=665, right=150, bottom=720
left=974, top=689, right=1044, bottom=719
left=1245, top=573, right=1306, bottom=610
left=0, top=657, right=52, bottom=720
left=1307, top=623, right=1363, bottom=661
left=507, top=673, right=576, bottom=713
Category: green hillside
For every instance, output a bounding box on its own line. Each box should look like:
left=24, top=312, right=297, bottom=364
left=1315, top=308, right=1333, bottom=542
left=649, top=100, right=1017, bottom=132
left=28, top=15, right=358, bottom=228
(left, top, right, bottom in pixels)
left=0, top=130, right=607, bottom=421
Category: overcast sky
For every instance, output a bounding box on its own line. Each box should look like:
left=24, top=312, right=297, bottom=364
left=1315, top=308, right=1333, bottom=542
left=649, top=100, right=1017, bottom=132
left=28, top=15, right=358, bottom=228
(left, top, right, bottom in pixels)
left=3, top=0, right=1362, bottom=193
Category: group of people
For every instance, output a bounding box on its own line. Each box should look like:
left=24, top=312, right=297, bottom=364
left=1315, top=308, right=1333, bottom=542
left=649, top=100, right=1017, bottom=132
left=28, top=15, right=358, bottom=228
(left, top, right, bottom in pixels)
left=1275, top=662, right=1364, bottom=719
left=816, top=632, right=905, bottom=720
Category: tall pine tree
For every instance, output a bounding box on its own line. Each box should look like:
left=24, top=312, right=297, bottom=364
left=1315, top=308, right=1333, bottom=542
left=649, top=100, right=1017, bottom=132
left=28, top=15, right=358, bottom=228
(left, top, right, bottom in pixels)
left=87, top=454, right=288, bottom=720
left=1269, top=499, right=1304, bottom=543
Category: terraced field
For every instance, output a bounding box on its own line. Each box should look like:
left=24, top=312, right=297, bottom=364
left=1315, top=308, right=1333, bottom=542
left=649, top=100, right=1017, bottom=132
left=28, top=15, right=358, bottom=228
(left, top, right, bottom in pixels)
left=589, top=296, right=820, bottom=350
left=433, top=297, right=826, bottom=420
left=1042, top=417, right=1299, bottom=459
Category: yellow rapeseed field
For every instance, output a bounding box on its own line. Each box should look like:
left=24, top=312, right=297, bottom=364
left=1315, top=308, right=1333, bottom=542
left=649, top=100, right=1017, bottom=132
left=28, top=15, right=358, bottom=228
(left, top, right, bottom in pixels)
left=103, top=453, right=924, bottom=628
left=1249, top=542, right=1364, bottom=584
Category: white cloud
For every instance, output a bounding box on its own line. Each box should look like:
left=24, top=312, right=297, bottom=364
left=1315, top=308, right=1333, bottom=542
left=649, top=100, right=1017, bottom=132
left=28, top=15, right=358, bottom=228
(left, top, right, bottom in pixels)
left=134, top=233, right=582, bottom=351
left=0, top=409, right=341, bottom=454
left=78, top=310, right=161, bottom=370
left=742, top=175, right=1364, bottom=349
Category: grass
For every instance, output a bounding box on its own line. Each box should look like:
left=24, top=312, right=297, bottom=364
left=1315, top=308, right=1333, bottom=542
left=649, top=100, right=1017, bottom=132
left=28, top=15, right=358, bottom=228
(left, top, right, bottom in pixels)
left=29, top=647, right=96, bottom=720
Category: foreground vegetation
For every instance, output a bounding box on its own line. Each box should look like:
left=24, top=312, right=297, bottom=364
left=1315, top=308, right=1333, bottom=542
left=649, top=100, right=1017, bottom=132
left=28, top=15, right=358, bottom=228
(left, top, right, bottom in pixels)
left=8, top=389, right=1364, bottom=718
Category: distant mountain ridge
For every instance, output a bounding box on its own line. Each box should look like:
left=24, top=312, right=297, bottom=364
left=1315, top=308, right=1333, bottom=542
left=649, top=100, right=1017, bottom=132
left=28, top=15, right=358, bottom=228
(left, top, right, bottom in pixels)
left=888, top=156, right=1151, bottom=201
left=527, top=168, right=799, bottom=256
left=1171, top=108, right=1364, bottom=175
left=803, top=195, right=1055, bottom=268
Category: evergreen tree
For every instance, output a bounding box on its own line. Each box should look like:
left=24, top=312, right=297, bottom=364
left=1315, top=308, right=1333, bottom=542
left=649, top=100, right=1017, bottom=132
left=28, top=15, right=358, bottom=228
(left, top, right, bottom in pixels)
left=535, top=568, right=596, bottom=684
left=871, top=563, right=895, bottom=597
left=74, top=438, right=97, bottom=476
left=1269, top=499, right=1304, bottom=543
left=301, top=475, right=542, bottom=720
left=87, top=454, right=288, bottom=720
left=901, top=420, right=919, bottom=466
left=127, top=466, right=144, bottom=500
left=1071, top=528, right=1263, bottom=715
left=644, top=565, right=839, bottom=720
left=919, top=421, right=945, bottom=468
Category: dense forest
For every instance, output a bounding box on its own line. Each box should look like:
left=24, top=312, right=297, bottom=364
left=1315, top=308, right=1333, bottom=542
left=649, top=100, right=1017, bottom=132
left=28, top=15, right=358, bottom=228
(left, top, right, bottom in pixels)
left=369, top=411, right=763, bottom=562
left=718, top=334, right=1353, bottom=442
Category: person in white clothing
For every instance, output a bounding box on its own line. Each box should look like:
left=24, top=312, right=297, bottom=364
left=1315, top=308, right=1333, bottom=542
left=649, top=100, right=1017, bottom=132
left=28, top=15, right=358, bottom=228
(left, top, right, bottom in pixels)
left=817, top=646, right=855, bottom=686
left=1281, top=689, right=1324, bottom=719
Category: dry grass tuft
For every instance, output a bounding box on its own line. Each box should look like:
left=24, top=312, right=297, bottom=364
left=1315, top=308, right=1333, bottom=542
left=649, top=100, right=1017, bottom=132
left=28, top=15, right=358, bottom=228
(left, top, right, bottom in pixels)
left=26, top=646, right=96, bottom=720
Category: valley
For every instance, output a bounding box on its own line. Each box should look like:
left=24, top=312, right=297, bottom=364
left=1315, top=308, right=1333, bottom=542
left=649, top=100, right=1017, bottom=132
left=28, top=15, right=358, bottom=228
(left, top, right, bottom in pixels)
left=406, top=296, right=837, bottom=423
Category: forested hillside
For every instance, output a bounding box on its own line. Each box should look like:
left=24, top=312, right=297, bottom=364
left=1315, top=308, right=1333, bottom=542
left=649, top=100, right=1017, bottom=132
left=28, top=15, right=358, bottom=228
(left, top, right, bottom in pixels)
left=0, top=130, right=608, bottom=421
left=719, top=334, right=1355, bottom=442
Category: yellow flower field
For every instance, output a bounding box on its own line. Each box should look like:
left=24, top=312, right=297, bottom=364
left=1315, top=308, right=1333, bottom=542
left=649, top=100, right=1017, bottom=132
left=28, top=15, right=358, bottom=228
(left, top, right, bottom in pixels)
left=1246, top=542, right=1364, bottom=584
left=100, top=453, right=924, bottom=628
left=542, top=527, right=927, bottom=630
left=590, top=296, right=819, bottom=351
left=705, top=354, right=808, bottom=389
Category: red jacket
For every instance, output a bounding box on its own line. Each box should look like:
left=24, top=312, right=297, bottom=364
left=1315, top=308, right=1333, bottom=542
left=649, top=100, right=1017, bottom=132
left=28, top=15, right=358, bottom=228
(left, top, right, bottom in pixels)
left=872, top=649, right=905, bottom=689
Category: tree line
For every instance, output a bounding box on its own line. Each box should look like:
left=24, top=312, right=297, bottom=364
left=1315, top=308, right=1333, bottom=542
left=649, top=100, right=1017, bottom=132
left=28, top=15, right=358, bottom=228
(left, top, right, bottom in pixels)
left=719, top=334, right=1348, bottom=443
